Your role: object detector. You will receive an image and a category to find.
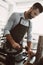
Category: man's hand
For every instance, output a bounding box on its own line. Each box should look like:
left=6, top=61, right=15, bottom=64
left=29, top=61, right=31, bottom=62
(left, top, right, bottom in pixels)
left=12, top=42, right=21, bottom=50
left=6, top=34, right=22, bottom=50
left=5, top=34, right=22, bottom=50
left=28, top=50, right=36, bottom=59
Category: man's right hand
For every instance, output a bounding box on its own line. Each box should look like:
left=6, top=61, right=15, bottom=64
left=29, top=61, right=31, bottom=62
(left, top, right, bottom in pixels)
left=12, top=42, right=21, bottom=50
left=5, top=34, right=21, bottom=50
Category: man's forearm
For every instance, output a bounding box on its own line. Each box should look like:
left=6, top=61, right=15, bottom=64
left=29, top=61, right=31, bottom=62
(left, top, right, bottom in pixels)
left=27, top=41, right=32, bottom=50
left=5, top=34, right=16, bottom=45
left=5, top=34, right=21, bottom=49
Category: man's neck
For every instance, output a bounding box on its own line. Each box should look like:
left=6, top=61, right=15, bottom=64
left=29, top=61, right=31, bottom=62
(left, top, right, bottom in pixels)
left=24, top=11, right=29, bottom=19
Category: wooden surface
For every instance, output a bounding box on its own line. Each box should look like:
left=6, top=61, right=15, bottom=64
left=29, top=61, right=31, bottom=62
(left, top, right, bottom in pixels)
left=34, top=36, right=43, bottom=64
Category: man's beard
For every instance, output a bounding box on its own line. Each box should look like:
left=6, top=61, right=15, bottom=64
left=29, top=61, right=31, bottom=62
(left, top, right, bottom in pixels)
left=28, top=12, right=33, bottom=19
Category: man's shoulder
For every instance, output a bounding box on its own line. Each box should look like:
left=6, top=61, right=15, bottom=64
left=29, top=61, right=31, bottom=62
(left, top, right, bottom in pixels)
left=11, top=12, right=24, bottom=17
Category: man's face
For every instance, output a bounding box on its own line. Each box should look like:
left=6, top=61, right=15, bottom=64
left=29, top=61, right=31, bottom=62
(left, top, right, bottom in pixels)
left=31, top=8, right=40, bottom=18
left=27, top=7, right=40, bottom=19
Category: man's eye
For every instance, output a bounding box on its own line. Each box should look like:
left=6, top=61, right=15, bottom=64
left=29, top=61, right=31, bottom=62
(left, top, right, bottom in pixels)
left=34, top=13, right=37, bottom=15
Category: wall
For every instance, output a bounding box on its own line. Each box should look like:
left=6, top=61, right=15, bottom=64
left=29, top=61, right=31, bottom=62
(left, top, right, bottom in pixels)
left=0, top=0, right=9, bottom=36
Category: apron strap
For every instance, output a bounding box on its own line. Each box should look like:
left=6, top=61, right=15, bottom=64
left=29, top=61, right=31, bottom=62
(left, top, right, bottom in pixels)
left=19, top=17, right=24, bottom=23
left=20, top=17, right=30, bottom=27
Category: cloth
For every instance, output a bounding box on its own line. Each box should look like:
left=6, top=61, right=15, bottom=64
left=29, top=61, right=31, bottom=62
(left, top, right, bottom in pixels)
left=10, top=17, right=29, bottom=43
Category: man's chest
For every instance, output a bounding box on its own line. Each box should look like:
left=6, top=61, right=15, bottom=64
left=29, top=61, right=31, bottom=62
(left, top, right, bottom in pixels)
left=20, top=18, right=30, bottom=27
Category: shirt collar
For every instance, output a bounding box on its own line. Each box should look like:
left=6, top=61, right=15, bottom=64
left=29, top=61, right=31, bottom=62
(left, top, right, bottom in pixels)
left=21, top=12, right=30, bottom=22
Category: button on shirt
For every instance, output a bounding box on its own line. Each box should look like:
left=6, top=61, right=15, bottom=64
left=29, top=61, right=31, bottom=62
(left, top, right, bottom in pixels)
left=4, top=12, right=32, bottom=42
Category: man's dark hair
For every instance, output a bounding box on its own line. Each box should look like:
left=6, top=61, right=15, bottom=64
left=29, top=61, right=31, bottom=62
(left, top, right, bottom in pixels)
left=33, top=2, right=43, bottom=13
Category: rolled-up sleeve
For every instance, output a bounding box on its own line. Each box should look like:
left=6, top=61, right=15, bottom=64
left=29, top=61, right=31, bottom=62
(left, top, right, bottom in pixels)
left=27, top=21, right=32, bottom=42
left=4, top=13, right=15, bottom=36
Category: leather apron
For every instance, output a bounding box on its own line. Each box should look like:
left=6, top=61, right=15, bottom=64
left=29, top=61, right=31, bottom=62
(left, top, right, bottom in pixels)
left=4, top=17, right=30, bottom=54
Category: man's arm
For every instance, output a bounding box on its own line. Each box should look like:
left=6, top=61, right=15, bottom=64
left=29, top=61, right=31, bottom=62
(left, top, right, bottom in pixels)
left=27, top=41, right=32, bottom=51
left=27, top=22, right=35, bottom=58
left=4, top=13, right=21, bottom=49
left=5, top=34, right=21, bottom=49
left=27, top=21, right=32, bottom=51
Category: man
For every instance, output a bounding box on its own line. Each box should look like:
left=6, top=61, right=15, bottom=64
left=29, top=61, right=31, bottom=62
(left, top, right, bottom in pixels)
left=4, top=3, right=43, bottom=64
left=4, top=2, right=43, bottom=54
